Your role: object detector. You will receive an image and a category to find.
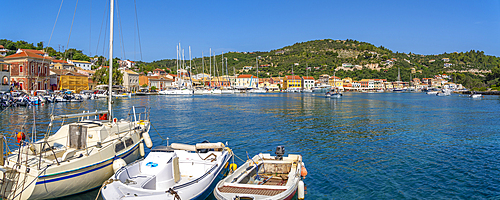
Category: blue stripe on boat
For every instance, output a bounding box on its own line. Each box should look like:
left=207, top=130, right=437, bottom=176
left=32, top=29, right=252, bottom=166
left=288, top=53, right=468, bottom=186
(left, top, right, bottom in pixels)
left=36, top=141, right=140, bottom=185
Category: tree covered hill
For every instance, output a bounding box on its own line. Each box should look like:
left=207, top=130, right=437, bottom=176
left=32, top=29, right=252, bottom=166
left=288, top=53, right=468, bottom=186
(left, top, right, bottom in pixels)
left=142, top=39, right=500, bottom=83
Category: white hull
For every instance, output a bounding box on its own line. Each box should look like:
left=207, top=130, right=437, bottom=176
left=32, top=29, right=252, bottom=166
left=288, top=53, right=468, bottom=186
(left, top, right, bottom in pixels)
left=248, top=88, right=266, bottom=93
left=470, top=94, right=482, bottom=98
left=427, top=91, right=438, bottom=95
left=221, top=90, right=235, bottom=94
left=101, top=143, right=232, bottom=200
left=0, top=109, right=151, bottom=200
left=214, top=153, right=303, bottom=200
left=159, top=89, right=193, bottom=95
left=193, top=90, right=204, bottom=95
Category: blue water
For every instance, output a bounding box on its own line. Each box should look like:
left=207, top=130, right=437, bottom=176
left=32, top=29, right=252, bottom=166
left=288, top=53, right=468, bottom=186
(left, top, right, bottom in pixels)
left=2, top=93, right=500, bottom=199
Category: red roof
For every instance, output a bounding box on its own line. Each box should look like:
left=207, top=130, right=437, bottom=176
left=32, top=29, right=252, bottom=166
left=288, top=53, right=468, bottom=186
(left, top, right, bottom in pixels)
left=329, top=76, right=340, bottom=80
left=302, top=76, right=315, bottom=80
left=285, top=75, right=301, bottom=80
left=0, top=45, right=4, bottom=49
left=238, top=74, right=254, bottom=78
left=5, top=51, right=51, bottom=60
left=52, top=59, right=68, bottom=64
left=19, top=49, right=46, bottom=55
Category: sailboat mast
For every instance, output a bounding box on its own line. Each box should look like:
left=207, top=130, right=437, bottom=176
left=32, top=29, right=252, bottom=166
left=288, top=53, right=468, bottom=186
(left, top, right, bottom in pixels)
left=221, top=52, right=224, bottom=87
left=225, top=57, right=229, bottom=87
left=209, top=48, right=212, bottom=86
left=108, top=0, right=114, bottom=120
left=189, top=46, right=192, bottom=88
left=256, top=57, right=258, bottom=88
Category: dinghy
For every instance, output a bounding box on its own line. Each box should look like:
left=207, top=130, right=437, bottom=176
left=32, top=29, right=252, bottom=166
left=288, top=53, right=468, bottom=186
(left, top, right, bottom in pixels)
left=101, top=142, right=233, bottom=200
left=214, top=146, right=307, bottom=200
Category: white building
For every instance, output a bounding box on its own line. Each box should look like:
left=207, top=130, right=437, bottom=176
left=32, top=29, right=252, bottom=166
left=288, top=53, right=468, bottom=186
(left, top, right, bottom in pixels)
left=68, top=60, right=92, bottom=70
left=121, top=69, right=139, bottom=92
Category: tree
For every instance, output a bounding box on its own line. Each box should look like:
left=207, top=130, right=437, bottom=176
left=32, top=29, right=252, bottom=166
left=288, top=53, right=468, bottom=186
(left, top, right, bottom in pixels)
left=92, top=60, right=123, bottom=85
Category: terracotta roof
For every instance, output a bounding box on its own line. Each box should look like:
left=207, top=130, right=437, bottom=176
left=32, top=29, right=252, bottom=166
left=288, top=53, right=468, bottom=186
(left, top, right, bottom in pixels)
left=153, top=68, right=165, bottom=72
left=19, top=49, right=45, bottom=55
left=0, top=45, right=4, bottom=49
left=5, top=51, right=51, bottom=60
left=238, top=74, right=253, bottom=78
left=52, top=59, right=68, bottom=64
left=285, top=75, right=301, bottom=80
left=329, top=76, right=341, bottom=80
left=50, top=69, right=87, bottom=76
left=302, top=76, right=315, bottom=80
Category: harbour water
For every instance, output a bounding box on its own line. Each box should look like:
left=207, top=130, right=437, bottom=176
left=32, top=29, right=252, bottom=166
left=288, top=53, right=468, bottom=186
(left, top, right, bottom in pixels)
left=1, top=92, right=500, bottom=199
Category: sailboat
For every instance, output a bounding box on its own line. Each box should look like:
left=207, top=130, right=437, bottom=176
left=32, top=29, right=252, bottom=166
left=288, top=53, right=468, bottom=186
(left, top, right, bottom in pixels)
left=0, top=1, right=152, bottom=199
left=248, top=57, right=266, bottom=93
left=326, top=71, right=342, bottom=98
left=161, top=44, right=193, bottom=95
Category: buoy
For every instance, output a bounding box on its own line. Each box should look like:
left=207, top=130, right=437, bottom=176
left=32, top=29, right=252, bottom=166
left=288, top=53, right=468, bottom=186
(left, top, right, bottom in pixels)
left=113, top=118, right=118, bottom=123
left=16, top=132, right=26, bottom=143
left=139, top=142, right=145, bottom=157
left=301, top=164, right=308, bottom=178
left=113, top=158, right=127, bottom=173
left=230, top=163, right=237, bottom=172
left=298, top=180, right=305, bottom=200
left=142, top=132, right=153, bottom=148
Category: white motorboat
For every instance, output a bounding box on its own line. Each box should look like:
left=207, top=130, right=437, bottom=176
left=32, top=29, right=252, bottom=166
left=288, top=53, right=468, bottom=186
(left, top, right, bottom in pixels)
left=436, top=89, right=451, bottom=96
left=214, top=146, right=307, bottom=200
left=0, top=2, right=153, bottom=198
left=193, top=89, right=204, bottom=95
left=159, top=88, right=194, bottom=95
left=101, top=142, right=233, bottom=200
left=248, top=88, right=266, bottom=93
left=426, top=91, right=438, bottom=95
left=470, top=93, right=482, bottom=98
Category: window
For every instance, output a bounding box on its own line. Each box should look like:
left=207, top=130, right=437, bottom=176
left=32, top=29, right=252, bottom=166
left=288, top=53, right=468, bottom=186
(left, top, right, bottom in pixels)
left=19, top=82, right=23, bottom=90
left=20, top=65, right=23, bottom=72
left=125, top=138, right=134, bottom=147
left=115, top=142, right=125, bottom=153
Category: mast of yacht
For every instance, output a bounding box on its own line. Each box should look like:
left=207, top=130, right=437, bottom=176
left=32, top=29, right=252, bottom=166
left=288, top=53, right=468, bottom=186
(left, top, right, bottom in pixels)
left=209, top=48, right=212, bottom=88
left=221, top=52, right=224, bottom=88
left=225, top=57, right=229, bottom=88
left=256, top=57, right=259, bottom=88
left=214, top=53, right=219, bottom=87
left=202, top=51, right=205, bottom=87
left=189, top=46, right=193, bottom=89
left=108, top=0, right=114, bottom=120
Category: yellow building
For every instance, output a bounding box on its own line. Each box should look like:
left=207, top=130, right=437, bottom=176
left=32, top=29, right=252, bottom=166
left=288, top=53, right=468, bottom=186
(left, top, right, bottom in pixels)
left=328, top=75, right=342, bottom=89
left=51, top=69, right=89, bottom=93
left=284, top=75, right=302, bottom=91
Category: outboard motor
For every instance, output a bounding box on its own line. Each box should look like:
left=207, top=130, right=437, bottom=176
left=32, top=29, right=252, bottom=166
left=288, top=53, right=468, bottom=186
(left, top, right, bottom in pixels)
left=275, top=146, right=285, bottom=160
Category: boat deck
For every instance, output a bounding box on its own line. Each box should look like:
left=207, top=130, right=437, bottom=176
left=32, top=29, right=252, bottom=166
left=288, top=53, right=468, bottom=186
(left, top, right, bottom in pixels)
left=218, top=185, right=285, bottom=196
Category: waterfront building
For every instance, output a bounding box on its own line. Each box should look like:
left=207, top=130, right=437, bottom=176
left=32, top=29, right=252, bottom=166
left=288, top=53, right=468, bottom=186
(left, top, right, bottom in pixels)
left=318, top=74, right=330, bottom=85
left=148, top=76, right=173, bottom=90
left=0, top=45, right=9, bottom=56
left=0, top=55, right=11, bottom=91
left=301, top=76, right=315, bottom=90
left=4, top=50, right=51, bottom=91
left=284, top=75, right=302, bottom=91
left=328, top=76, right=342, bottom=89
left=235, top=74, right=258, bottom=89
left=51, top=59, right=75, bottom=70
left=50, top=69, right=89, bottom=92
left=67, top=60, right=92, bottom=70
left=121, top=69, right=139, bottom=92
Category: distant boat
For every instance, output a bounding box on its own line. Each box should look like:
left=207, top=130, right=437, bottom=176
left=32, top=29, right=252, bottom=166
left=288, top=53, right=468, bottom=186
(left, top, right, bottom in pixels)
left=436, top=89, right=451, bottom=96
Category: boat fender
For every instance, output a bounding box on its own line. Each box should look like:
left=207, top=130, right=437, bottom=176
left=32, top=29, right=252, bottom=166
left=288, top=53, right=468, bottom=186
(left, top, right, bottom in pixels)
left=143, top=132, right=153, bottom=148
left=301, top=163, right=308, bottom=178
left=16, top=132, right=25, bottom=143
left=113, top=118, right=118, bottom=123
left=113, top=158, right=127, bottom=173
left=298, top=180, right=305, bottom=200
left=139, top=142, right=145, bottom=157
left=230, top=163, right=237, bottom=172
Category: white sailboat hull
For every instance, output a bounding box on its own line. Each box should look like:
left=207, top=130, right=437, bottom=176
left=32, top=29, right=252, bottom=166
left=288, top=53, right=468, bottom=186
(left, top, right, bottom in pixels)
left=159, top=89, right=193, bottom=95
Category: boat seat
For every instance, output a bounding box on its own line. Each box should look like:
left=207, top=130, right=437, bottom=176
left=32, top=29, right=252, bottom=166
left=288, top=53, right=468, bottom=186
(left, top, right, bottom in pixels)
left=126, top=174, right=156, bottom=189
left=61, top=149, right=77, bottom=162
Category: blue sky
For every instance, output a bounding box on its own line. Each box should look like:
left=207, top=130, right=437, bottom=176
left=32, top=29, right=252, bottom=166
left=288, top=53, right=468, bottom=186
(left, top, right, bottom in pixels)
left=3, top=0, right=500, bottom=62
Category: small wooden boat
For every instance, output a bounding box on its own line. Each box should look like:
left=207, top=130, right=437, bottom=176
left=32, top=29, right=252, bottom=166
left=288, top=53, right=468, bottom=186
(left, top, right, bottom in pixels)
left=101, top=142, right=233, bottom=200
left=214, top=146, right=307, bottom=200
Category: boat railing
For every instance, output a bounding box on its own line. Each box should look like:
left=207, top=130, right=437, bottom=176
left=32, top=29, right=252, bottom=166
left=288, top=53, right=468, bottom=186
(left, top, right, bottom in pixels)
left=127, top=106, right=150, bottom=123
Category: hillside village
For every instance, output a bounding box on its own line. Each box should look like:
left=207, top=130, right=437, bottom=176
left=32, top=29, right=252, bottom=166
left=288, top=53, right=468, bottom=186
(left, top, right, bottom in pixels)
left=0, top=39, right=499, bottom=93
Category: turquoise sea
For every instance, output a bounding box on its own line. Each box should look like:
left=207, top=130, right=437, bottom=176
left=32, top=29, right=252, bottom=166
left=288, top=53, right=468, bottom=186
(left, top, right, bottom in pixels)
left=1, top=92, right=500, bottom=199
